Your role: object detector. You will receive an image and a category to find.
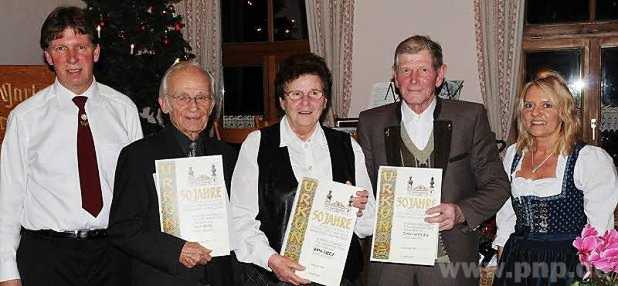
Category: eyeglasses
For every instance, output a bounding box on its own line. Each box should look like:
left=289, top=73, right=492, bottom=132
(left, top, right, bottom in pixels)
left=169, top=94, right=212, bottom=105
left=284, top=89, right=324, bottom=101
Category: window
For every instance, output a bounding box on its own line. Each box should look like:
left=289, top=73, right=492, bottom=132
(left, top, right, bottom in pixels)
left=221, top=0, right=309, bottom=128
left=523, top=0, right=618, bottom=166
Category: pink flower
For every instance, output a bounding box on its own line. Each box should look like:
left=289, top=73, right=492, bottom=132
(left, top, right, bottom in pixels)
left=574, top=225, right=601, bottom=268
left=574, top=226, right=618, bottom=284
left=591, top=248, right=618, bottom=273
left=601, top=229, right=618, bottom=250
left=582, top=224, right=599, bottom=238
left=591, top=230, right=618, bottom=273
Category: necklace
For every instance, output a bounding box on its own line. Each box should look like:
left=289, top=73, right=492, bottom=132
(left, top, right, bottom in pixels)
left=531, top=151, right=553, bottom=173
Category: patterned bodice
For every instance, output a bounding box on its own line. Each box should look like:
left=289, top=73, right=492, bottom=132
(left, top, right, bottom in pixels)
left=510, top=144, right=586, bottom=234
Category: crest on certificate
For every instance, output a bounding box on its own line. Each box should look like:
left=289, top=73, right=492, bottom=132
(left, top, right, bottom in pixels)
left=187, top=164, right=218, bottom=186
left=324, top=190, right=355, bottom=214
left=407, top=176, right=436, bottom=195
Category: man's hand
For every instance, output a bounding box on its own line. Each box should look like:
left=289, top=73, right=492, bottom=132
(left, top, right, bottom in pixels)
left=268, top=254, right=310, bottom=285
left=425, top=203, right=465, bottom=231
left=346, top=181, right=369, bottom=217
left=0, top=279, right=22, bottom=286
left=179, top=241, right=212, bottom=268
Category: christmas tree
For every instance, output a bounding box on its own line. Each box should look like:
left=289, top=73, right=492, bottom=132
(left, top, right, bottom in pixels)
left=83, top=0, right=194, bottom=135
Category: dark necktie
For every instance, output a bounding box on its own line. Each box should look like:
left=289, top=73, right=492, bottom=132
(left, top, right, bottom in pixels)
left=73, top=96, right=103, bottom=217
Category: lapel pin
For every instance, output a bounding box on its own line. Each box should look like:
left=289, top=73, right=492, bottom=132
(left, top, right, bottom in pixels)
left=79, top=114, right=88, bottom=126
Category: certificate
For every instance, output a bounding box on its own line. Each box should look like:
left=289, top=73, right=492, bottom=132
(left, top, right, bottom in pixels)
left=154, top=155, right=230, bottom=257
left=370, top=166, right=442, bottom=265
left=281, top=178, right=360, bottom=286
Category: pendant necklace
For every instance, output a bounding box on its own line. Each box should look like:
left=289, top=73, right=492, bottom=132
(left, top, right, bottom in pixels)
left=531, top=151, right=553, bottom=173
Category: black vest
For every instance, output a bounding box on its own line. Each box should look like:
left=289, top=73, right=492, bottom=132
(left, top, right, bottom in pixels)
left=256, top=123, right=363, bottom=281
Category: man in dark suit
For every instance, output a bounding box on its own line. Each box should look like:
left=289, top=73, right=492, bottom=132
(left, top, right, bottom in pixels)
left=108, top=62, right=237, bottom=286
left=357, top=35, right=510, bottom=285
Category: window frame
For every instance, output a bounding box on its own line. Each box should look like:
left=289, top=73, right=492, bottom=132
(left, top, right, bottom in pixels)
left=522, top=0, right=618, bottom=144
left=221, top=0, right=310, bottom=126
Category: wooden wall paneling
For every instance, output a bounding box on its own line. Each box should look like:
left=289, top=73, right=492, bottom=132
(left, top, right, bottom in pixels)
left=0, top=65, right=54, bottom=141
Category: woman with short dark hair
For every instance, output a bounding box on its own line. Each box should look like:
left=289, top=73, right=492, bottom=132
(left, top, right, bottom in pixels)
left=230, top=53, right=376, bottom=286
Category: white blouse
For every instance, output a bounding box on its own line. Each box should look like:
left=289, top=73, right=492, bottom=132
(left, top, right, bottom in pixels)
left=494, top=144, right=618, bottom=247
left=229, top=117, right=377, bottom=271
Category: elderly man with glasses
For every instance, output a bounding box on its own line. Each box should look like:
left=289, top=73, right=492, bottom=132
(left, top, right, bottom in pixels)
left=107, top=61, right=238, bottom=286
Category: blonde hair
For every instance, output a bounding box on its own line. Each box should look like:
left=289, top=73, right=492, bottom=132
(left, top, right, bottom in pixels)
left=515, top=69, right=581, bottom=155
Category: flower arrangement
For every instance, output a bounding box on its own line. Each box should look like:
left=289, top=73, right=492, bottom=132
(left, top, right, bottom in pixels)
left=572, top=224, right=618, bottom=286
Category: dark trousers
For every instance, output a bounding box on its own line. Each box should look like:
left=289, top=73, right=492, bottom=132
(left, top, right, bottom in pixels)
left=16, top=229, right=129, bottom=286
left=366, top=261, right=480, bottom=286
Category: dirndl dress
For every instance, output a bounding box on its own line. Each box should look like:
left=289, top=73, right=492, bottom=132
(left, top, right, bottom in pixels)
left=493, top=144, right=586, bottom=286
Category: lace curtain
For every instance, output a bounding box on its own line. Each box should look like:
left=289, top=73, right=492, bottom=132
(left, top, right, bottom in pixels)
left=174, top=0, right=224, bottom=118
left=473, top=0, right=525, bottom=143
left=305, top=0, right=355, bottom=126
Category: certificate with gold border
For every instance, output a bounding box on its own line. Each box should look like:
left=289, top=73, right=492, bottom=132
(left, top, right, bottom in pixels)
left=370, top=166, right=442, bottom=265
left=154, top=155, right=230, bottom=257
left=280, top=177, right=360, bottom=286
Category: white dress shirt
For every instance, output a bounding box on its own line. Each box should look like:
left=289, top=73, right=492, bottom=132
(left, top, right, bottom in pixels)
left=494, top=144, right=618, bottom=248
left=0, top=79, right=143, bottom=281
left=400, top=98, right=436, bottom=149
left=230, top=116, right=377, bottom=271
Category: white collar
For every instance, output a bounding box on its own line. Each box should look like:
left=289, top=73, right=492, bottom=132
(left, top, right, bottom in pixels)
left=279, top=116, right=326, bottom=149
left=401, top=96, right=436, bottom=123
left=54, top=77, right=97, bottom=101
left=53, top=78, right=98, bottom=110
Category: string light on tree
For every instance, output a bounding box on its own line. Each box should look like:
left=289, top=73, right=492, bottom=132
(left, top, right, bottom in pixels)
left=175, top=21, right=184, bottom=32
left=84, top=0, right=195, bottom=135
